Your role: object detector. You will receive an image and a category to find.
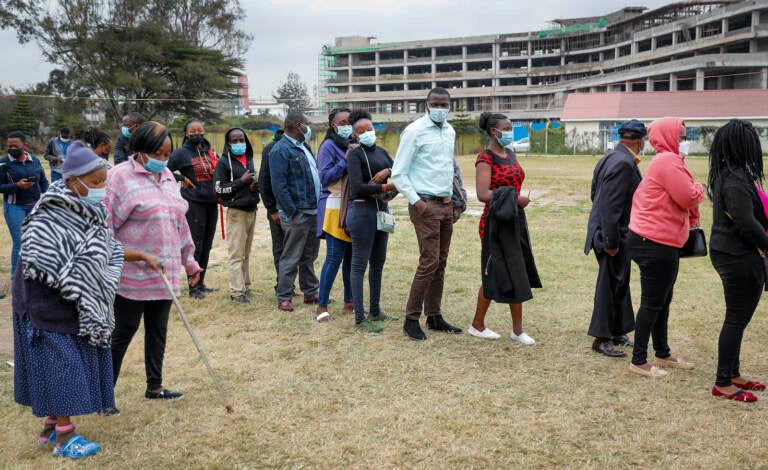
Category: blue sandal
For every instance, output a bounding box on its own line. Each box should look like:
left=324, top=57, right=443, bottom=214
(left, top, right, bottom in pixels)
left=53, top=435, right=101, bottom=459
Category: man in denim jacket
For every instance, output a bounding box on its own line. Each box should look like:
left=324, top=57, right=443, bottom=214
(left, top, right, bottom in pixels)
left=269, top=111, right=321, bottom=311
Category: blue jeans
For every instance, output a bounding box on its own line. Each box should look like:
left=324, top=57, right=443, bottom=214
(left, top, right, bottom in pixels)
left=318, top=234, right=351, bottom=307
left=4, top=203, right=33, bottom=278
left=346, top=200, right=389, bottom=322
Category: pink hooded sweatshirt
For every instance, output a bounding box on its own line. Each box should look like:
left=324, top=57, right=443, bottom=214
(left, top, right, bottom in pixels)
left=628, top=117, right=705, bottom=248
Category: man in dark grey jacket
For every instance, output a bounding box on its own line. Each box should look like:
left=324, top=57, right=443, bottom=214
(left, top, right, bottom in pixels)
left=584, top=120, right=646, bottom=357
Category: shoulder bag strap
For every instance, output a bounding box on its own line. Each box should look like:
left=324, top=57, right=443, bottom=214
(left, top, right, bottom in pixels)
left=360, top=147, right=381, bottom=212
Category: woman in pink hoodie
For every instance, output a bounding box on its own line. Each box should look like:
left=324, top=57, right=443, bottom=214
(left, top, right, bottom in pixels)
left=626, top=117, right=705, bottom=377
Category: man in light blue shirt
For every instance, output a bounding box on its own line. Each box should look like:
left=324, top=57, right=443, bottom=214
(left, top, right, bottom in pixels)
left=269, top=111, right=321, bottom=311
left=392, top=87, right=463, bottom=340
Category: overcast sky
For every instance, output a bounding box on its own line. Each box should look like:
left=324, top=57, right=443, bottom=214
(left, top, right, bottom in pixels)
left=1, top=0, right=672, bottom=100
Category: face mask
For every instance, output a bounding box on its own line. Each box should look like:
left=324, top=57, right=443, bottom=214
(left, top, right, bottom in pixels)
left=303, top=124, right=312, bottom=141
left=8, top=148, right=23, bottom=159
left=678, top=140, right=690, bottom=156
left=76, top=177, right=106, bottom=205
left=336, top=125, right=353, bottom=139
left=358, top=130, right=377, bottom=147
left=494, top=129, right=515, bottom=147
left=188, top=134, right=205, bottom=146
left=143, top=155, right=168, bottom=173
left=230, top=142, right=247, bottom=156
left=428, top=106, right=450, bottom=123
left=121, top=126, right=131, bottom=138
left=60, top=137, right=70, bottom=143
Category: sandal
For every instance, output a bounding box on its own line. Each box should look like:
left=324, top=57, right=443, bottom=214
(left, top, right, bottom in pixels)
left=314, top=312, right=331, bottom=323
left=53, top=435, right=102, bottom=459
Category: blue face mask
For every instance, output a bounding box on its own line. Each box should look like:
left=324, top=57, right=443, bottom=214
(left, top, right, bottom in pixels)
left=303, top=124, right=312, bottom=141
left=494, top=129, right=515, bottom=147
left=121, top=126, right=131, bottom=138
left=230, top=142, right=247, bottom=156
left=76, top=177, right=106, bottom=205
left=336, top=125, right=353, bottom=139
left=358, top=130, right=377, bottom=147
left=143, top=155, right=168, bottom=174
left=428, top=106, right=450, bottom=123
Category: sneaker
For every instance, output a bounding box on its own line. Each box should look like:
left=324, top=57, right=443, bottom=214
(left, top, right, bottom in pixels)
left=53, top=435, right=101, bottom=459
left=368, top=312, right=399, bottom=322
left=468, top=326, right=501, bottom=339
left=510, top=331, right=535, bottom=345
left=231, top=294, right=250, bottom=304
left=355, top=318, right=383, bottom=333
left=100, top=406, right=120, bottom=417
left=145, top=389, right=183, bottom=400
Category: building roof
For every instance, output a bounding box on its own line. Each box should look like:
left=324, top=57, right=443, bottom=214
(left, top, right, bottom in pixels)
left=561, top=90, right=768, bottom=121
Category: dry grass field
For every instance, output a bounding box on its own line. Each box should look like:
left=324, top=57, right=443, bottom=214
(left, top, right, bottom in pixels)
left=1, top=154, right=767, bottom=469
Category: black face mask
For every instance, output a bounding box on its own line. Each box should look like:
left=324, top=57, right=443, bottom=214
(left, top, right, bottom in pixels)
left=8, top=148, right=23, bottom=159
left=188, top=134, right=205, bottom=146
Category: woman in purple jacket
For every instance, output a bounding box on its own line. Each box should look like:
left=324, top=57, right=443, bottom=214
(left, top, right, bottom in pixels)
left=315, top=108, right=355, bottom=321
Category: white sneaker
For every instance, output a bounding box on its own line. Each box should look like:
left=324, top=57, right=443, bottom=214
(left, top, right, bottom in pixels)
left=510, top=331, right=535, bottom=345
left=468, top=326, right=501, bottom=339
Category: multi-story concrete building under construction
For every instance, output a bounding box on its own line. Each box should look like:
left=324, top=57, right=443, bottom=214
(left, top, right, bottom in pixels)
left=318, top=0, right=768, bottom=122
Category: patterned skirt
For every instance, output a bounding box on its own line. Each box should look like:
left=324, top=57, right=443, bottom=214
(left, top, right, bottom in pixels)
left=13, top=313, right=115, bottom=417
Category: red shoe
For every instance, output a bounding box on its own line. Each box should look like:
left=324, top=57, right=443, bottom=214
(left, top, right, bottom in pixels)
left=734, top=381, right=766, bottom=391
left=711, top=387, right=757, bottom=402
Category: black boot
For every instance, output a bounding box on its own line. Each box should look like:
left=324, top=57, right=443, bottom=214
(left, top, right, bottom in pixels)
left=403, top=318, right=427, bottom=341
left=426, top=314, right=462, bottom=334
left=189, top=286, right=205, bottom=299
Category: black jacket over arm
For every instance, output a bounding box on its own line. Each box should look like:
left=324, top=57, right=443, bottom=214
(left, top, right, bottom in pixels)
left=710, top=167, right=768, bottom=256
left=258, top=141, right=279, bottom=215
left=584, top=143, right=642, bottom=255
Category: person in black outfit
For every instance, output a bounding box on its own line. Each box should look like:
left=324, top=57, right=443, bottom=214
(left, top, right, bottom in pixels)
left=167, top=119, right=219, bottom=298
left=584, top=120, right=646, bottom=357
left=258, top=129, right=285, bottom=290
left=113, top=112, right=146, bottom=165
left=214, top=127, right=260, bottom=304
left=345, top=110, right=397, bottom=333
left=708, top=119, right=768, bottom=403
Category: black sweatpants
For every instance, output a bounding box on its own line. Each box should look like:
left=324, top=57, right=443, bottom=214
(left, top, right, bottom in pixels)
left=111, top=295, right=173, bottom=391
left=627, top=231, right=678, bottom=366
left=711, top=250, right=764, bottom=387
left=186, top=201, right=218, bottom=287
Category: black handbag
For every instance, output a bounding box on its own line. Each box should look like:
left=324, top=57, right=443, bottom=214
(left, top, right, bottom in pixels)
left=679, top=227, right=707, bottom=258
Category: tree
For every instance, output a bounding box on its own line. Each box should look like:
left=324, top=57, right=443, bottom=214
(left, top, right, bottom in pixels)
left=1, top=0, right=251, bottom=123
left=273, top=72, right=311, bottom=113
left=8, top=95, right=38, bottom=137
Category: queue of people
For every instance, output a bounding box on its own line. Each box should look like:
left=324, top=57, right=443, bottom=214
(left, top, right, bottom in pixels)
left=6, top=87, right=768, bottom=460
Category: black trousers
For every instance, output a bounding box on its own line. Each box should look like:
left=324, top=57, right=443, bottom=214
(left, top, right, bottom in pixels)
left=588, top=246, right=635, bottom=339
left=711, top=250, right=764, bottom=387
left=627, top=231, right=677, bottom=365
left=111, top=295, right=173, bottom=390
left=186, top=201, right=218, bottom=287
left=268, top=214, right=285, bottom=290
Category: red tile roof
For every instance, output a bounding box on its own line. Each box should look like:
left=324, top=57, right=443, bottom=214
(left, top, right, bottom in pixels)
left=561, top=90, right=768, bottom=121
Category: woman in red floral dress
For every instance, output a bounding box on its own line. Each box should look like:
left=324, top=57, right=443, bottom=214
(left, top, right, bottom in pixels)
left=469, top=112, right=541, bottom=343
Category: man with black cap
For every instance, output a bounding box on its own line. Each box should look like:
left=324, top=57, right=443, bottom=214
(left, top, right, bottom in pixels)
left=585, top=119, right=647, bottom=357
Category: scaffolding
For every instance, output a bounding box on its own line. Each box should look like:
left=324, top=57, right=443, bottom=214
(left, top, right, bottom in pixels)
left=317, top=52, right=337, bottom=114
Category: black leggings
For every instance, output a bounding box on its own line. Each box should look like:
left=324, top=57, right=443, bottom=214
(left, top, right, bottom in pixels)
left=627, top=231, right=678, bottom=365
left=186, top=201, right=218, bottom=287
left=111, top=295, right=173, bottom=391
left=711, top=250, right=764, bottom=387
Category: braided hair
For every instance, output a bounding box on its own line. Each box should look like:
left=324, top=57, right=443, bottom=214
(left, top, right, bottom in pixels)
left=327, top=107, right=352, bottom=128
left=324, top=107, right=352, bottom=150
left=84, top=127, right=111, bottom=149
left=478, top=112, right=509, bottom=136
left=708, top=119, right=764, bottom=197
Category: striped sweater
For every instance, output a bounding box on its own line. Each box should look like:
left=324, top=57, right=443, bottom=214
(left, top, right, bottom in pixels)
left=105, top=157, right=201, bottom=300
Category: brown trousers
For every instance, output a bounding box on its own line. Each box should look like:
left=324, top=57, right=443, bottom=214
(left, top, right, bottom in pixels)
left=405, top=200, right=454, bottom=320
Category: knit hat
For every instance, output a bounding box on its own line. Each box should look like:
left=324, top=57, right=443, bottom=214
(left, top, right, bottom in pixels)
left=59, top=141, right=106, bottom=179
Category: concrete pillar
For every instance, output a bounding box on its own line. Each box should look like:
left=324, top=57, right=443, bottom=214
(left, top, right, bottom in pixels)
left=670, top=72, right=678, bottom=91
left=672, top=30, right=678, bottom=45
left=646, top=77, right=654, bottom=91
left=722, top=18, right=728, bottom=35
left=527, top=75, right=532, bottom=87
left=750, top=39, right=758, bottom=53
left=752, top=10, right=760, bottom=32
left=631, top=40, right=638, bottom=55
left=651, top=37, right=657, bottom=50
left=625, top=80, right=633, bottom=92
left=695, top=25, right=701, bottom=40
left=461, top=46, right=467, bottom=72
left=375, top=51, right=380, bottom=65
left=696, top=68, right=705, bottom=90
left=600, top=32, right=605, bottom=46
left=599, top=51, right=604, bottom=61
left=615, top=46, right=620, bottom=58
left=761, top=67, right=768, bottom=89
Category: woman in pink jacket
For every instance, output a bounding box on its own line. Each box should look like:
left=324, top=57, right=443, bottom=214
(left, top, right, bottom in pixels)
left=626, top=117, right=705, bottom=377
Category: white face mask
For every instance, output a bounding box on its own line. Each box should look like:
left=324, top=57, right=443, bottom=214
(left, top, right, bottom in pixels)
left=678, top=140, right=690, bottom=156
